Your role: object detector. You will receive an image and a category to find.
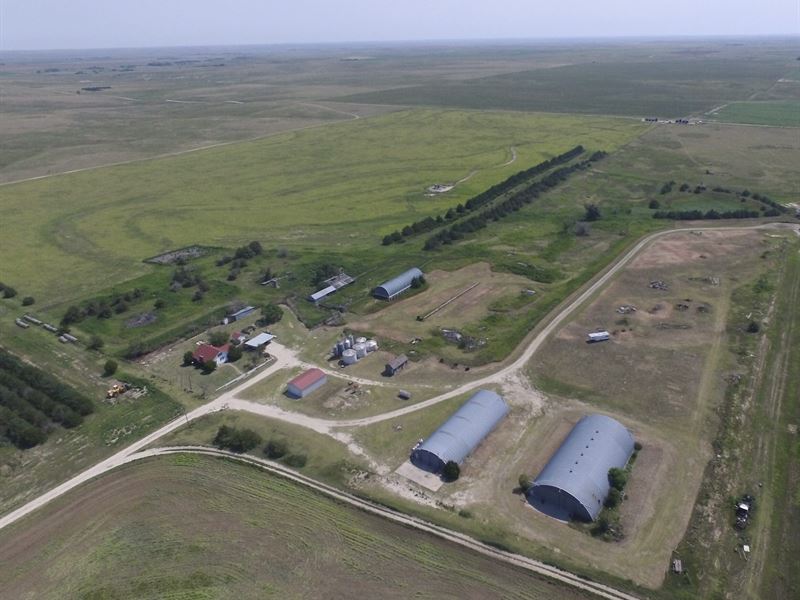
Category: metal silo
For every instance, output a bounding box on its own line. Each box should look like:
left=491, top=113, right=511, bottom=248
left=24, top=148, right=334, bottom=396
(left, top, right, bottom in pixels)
left=354, top=342, right=367, bottom=359
left=342, top=349, right=358, bottom=365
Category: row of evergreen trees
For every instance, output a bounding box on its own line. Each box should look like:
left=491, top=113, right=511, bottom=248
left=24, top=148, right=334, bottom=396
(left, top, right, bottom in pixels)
left=0, top=349, right=93, bottom=449
left=424, top=152, right=607, bottom=251
left=652, top=208, right=764, bottom=220
left=382, top=145, right=587, bottom=246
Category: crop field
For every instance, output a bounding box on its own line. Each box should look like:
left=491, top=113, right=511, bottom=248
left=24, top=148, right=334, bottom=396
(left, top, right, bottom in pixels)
left=338, top=54, right=795, bottom=118
left=710, top=101, right=800, bottom=127
left=0, top=454, right=593, bottom=600
left=0, top=108, right=644, bottom=304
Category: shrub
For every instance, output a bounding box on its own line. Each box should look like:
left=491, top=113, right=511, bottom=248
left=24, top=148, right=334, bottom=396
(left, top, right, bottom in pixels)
left=208, top=331, right=230, bottom=347
left=648, top=199, right=660, bottom=209
left=608, top=467, right=628, bottom=491
left=182, top=350, right=195, bottom=366
left=442, top=460, right=460, bottom=482
left=2, top=286, right=17, bottom=299
left=260, top=303, right=283, bottom=326
left=518, top=474, right=533, bottom=493
left=88, top=335, right=105, bottom=351
left=21, top=296, right=35, bottom=306
left=747, top=321, right=761, bottom=333
left=634, top=441, right=643, bottom=452
left=103, top=360, right=118, bottom=377
left=284, top=453, right=307, bottom=468
left=154, top=298, right=166, bottom=309
left=584, top=203, right=601, bottom=222
left=264, top=438, right=288, bottom=459
left=213, top=425, right=262, bottom=453
left=201, top=360, right=217, bottom=374
left=604, top=488, right=622, bottom=508
left=227, top=345, right=243, bottom=362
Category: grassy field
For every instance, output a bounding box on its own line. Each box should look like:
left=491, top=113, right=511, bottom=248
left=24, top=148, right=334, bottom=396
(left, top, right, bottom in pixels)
left=337, top=56, right=794, bottom=118
left=0, top=108, right=644, bottom=304
left=0, top=454, right=595, bottom=599
left=710, top=101, right=800, bottom=127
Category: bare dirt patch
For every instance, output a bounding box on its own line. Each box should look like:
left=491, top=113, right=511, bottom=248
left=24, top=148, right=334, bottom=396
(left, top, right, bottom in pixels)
left=349, top=263, right=531, bottom=342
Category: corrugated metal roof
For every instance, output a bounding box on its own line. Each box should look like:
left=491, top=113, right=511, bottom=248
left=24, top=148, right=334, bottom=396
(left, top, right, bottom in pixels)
left=245, top=332, right=274, bottom=347
left=387, top=354, right=408, bottom=370
left=288, top=368, right=326, bottom=391
left=374, top=267, right=423, bottom=299
left=412, top=390, right=508, bottom=468
left=528, top=414, right=634, bottom=521
left=309, top=286, right=337, bottom=302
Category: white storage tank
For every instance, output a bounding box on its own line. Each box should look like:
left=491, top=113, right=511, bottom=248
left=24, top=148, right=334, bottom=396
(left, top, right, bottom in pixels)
left=366, top=339, right=378, bottom=353
left=343, top=338, right=352, bottom=350
left=354, top=343, right=367, bottom=359
left=342, top=349, right=358, bottom=365
left=355, top=336, right=367, bottom=345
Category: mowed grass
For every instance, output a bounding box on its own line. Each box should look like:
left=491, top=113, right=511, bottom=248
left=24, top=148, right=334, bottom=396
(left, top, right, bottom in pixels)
left=0, top=454, right=592, bottom=600
left=0, top=109, right=644, bottom=302
left=711, top=101, right=800, bottom=127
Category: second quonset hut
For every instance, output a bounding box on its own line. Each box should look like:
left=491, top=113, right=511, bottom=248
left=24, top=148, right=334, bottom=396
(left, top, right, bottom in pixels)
left=411, top=389, right=509, bottom=473
left=527, top=414, right=634, bottom=522
left=373, top=267, right=423, bottom=300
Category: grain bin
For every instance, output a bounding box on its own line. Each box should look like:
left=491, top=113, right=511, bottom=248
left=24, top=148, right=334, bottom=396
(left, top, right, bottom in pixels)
left=355, top=336, right=367, bottom=345
left=354, top=342, right=367, bottom=359
left=366, top=340, right=378, bottom=353
left=342, top=349, right=358, bottom=365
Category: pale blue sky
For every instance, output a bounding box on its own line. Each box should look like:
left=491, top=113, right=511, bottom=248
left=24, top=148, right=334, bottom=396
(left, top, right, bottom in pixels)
left=1, top=0, right=798, bottom=50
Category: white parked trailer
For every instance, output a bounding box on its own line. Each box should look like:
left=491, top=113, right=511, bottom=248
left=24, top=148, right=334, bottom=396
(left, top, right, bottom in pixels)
left=587, top=331, right=610, bottom=343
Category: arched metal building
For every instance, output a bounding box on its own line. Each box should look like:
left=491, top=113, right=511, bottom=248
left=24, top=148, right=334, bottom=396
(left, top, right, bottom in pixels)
left=373, top=267, right=423, bottom=300
left=411, top=389, right=509, bottom=473
left=527, top=415, right=634, bottom=522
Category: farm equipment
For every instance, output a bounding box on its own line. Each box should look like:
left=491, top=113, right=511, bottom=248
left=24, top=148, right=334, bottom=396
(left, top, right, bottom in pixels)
left=735, top=494, right=755, bottom=530
left=106, top=383, right=130, bottom=399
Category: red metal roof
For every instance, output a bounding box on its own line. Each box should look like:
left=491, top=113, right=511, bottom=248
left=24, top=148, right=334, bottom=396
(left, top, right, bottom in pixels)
left=193, top=343, right=228, bottom=363
left=288, top=368, right=326, bottom=390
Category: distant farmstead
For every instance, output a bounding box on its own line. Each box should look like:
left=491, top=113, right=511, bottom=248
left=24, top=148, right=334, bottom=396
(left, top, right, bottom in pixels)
left=193, top=343, right=229, bottom=366
left=373, top=268, right=423, bottom=300
left=286, top=368, right=327, bottom=398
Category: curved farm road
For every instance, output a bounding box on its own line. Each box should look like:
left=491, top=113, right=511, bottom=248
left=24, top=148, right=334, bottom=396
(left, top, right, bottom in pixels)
left=2, top=222, right=796, bottom=597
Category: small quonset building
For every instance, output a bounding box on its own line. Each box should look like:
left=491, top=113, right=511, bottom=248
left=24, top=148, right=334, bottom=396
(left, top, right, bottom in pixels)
left=411, top=389, right=509, bottom=473
left=373, top=267, right=423, bottom=300
left=527, top=414, right=635, bottom=522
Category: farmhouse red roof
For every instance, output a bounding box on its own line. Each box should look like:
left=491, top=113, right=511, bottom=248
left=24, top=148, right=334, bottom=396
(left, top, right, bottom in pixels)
left=193, top=343, right=228, bottom=362
left=288, top=368, right=326, bottom=390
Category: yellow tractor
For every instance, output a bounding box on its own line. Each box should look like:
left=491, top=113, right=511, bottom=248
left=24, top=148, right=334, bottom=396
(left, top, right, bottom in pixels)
left=106, top=383, right=126, bottom=399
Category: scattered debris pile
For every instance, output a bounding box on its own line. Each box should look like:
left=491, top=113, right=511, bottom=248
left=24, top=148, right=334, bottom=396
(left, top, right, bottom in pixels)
left=734, top=494, right=755, bottom=530
left=616, top=304, right=637, bottom=314
left=649, top=280, right=669, bottom=291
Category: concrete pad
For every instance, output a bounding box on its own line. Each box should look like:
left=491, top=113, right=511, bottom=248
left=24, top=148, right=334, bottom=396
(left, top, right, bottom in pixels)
left=395, top=460, right=444, bottom=492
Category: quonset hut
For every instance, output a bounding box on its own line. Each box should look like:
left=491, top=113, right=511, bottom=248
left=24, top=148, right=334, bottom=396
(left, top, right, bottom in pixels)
left=527, top=415, right=634, bottom=522
left=411, top=389, right=509, bottom=473
left=373, top=267, right=423, bottom=300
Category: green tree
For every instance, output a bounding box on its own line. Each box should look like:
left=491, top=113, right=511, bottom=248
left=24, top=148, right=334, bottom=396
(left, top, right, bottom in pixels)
left=264, top=438, right=288, bottom=459
left=518, top=474, right=533, bottom=493
left=201, top=360, right=217, bottom=374
left=182, top=350, right=195, bottom=366
left=103, top=360, right=118, bottom=377
left=2, top=286, right=17, bottom=299
left=21, top=296, right=35, bottom=306
left=227, top=345, right=243, bottom=362
left=747, top=321, right=761, bottom=333
left=260, top=303, right=283, bottom=326
left=584, top=203, right=601, bottom=222
left=608, top=467, right=628, bottom=491
left=442, top=461, right=460, bottom=482
left=88, top=335, right=105, bottom=351
left=648, top=199, right=660, bottom=209
left=209, top=330, right=230, bottom=347
left=284, top=453, right=308, bottom=468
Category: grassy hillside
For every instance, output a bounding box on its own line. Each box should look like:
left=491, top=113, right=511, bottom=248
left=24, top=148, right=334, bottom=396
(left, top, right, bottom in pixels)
left=0, top=454, right=592, bottom=600
left=0, top=109, right=644, bottom=302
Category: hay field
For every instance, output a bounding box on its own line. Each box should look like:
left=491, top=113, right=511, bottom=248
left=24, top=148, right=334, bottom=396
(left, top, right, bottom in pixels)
left=0, top=454, right=591, bottom=600
left=0, top=108, right=644, bottom=302
left=711, top=101, right=800, bottom=127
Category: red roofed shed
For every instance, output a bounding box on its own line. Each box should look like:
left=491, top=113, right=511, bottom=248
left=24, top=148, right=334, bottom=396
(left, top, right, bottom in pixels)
left=286, top=368, right=327, bottom=398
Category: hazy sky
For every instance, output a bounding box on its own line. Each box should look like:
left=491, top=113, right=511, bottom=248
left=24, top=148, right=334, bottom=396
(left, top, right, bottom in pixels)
left=1, top=0, right=798, bottom=50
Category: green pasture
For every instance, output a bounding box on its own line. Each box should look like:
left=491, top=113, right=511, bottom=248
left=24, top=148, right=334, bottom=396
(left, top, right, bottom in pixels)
left=711, top=101, right=800, bottom=127
left=0, top=109, right=644, bottom=302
